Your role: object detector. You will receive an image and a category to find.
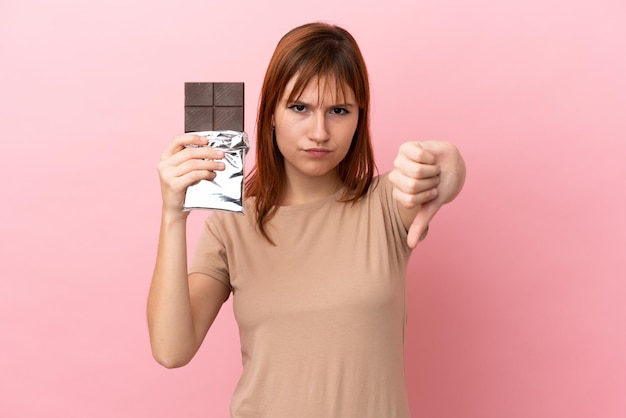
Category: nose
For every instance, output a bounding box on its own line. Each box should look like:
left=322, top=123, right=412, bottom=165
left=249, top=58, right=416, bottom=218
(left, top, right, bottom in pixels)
left=308, top=112, right=330, bottom=144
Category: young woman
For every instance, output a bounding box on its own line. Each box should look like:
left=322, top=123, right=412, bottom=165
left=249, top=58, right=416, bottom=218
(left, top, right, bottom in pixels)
left=149, top=22, right=466, bottom=418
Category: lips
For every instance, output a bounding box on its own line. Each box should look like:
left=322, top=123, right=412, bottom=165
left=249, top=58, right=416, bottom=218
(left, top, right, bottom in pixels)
left=304, top=148, right=331, bottom=158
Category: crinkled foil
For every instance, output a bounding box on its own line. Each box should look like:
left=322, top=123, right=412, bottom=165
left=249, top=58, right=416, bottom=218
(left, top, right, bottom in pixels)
left=183, top=130, right=249, bottom=213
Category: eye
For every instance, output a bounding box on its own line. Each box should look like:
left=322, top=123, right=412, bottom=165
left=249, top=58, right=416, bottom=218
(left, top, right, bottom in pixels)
left=330, top=107, right=349, bottom=115
left=288, top=104, right=307, bottom=113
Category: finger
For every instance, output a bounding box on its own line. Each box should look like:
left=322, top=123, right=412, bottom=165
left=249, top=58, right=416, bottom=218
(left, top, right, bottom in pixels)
left=161, top=134, right=208, bottom=160
left=393, top=185, right=438, bottom=209
left=172, top=158, right=226, bottom=178
left=407, top=201, right=442, bottom=248
left=177, top=169, right=218, bottom=186
left=399, top=142, right=437, bottom=165
left=415, top=140, right=454, bottom=158
left=163, top=163, right=222, bottom=193
left=158, top=152, right=225, bottom=194
left=393, top=161, right=441, bottom=183
left=392, top=174, right=440, bottom=197
left=166, top=146, right=225, bottom=168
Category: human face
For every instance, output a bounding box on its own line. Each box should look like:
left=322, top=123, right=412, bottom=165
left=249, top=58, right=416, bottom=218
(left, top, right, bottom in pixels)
left=273, top=76, right=359, bottom=185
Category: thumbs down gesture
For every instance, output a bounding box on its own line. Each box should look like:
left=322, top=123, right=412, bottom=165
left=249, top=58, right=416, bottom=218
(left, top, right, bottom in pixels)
left=389, top=141, right=466, bottom=248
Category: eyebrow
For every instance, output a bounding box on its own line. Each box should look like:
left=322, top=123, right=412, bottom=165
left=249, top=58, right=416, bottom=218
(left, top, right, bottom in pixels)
left=288, top=99, right=356, bottom=108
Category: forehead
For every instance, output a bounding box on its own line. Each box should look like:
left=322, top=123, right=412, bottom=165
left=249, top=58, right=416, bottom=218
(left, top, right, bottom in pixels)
left=283, top=74, right=355, bottom=104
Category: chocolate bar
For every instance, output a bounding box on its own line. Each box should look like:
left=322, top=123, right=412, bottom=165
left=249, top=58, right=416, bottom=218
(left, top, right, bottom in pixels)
left=184, top=82, right=244, bottom=132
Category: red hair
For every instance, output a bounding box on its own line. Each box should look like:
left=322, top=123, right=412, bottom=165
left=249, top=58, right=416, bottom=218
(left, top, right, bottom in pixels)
left=245, top=22, right=376, bottom=243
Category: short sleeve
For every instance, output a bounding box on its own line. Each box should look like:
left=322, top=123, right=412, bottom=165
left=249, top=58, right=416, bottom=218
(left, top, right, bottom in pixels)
left=189, top=214, right=232, bottom=292
left=374, top=173, right=412, bottom=256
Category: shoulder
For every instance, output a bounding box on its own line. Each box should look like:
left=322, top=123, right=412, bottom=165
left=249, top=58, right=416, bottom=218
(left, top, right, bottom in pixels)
left=367, top=172, right=393, bottom=200
left=203, top=197, right=258, bottom=242
left=207, top=205, right=256, bottom=229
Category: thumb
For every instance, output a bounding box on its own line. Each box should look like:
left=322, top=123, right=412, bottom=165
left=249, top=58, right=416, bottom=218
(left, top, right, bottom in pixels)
left=407, top=201, right=442, bottom=248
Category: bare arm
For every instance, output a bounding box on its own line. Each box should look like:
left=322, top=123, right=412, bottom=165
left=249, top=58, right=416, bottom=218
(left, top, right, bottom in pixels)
left=147, top=134, right=229, bottom=368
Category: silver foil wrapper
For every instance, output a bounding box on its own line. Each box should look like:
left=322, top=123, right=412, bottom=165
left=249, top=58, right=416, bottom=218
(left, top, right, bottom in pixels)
left=183, top=130, right=249, bottom=213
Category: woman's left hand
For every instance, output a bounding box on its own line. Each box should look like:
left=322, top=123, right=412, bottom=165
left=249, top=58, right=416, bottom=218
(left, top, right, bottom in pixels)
left=389, top=141, right=466, bottom=248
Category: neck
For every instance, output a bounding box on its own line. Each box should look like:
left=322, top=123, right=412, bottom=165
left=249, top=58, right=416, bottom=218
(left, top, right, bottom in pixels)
left=281, top=170, right=343, bottom=206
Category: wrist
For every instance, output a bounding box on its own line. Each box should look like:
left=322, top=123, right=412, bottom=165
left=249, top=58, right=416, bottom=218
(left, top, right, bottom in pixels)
left=161, top=205, right=190, bottom=225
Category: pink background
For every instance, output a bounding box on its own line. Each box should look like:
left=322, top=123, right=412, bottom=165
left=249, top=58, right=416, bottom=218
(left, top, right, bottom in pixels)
left=1, top=0, right=625, bottom=417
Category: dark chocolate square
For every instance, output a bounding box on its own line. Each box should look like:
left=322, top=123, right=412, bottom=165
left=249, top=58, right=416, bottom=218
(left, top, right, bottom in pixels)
left=214, top=83, right=244, bottom=106
left=185, top=107, right=213, bottom=132
left=185, top=83, right=213, bottom=106
left=184, top=82, right=244, bottom=133
left=214, top=107, right=244, bottom=131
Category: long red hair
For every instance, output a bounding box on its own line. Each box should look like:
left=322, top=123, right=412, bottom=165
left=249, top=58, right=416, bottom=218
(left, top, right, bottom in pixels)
left=245, top=22, right=376, bottom=243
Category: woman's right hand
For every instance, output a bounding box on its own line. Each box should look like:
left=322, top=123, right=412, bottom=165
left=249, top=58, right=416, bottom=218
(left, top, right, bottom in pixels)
left=157, top=134, right=226, bottom=216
